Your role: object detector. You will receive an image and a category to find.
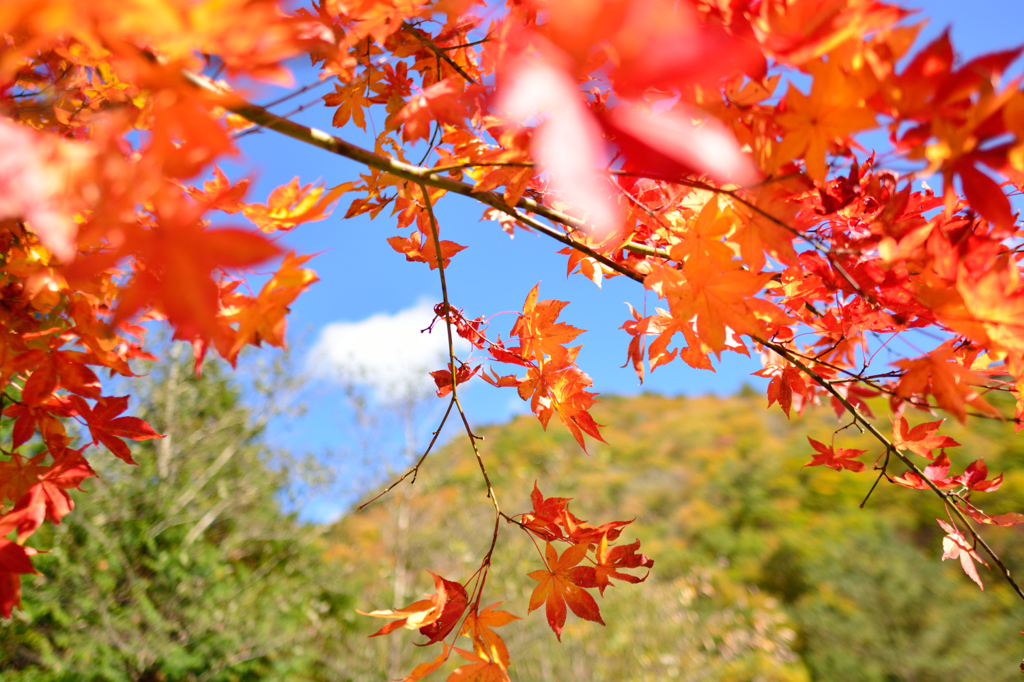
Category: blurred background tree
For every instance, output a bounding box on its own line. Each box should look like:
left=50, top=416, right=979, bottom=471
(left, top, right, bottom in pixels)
left=0, top=349, right=355, bottom=681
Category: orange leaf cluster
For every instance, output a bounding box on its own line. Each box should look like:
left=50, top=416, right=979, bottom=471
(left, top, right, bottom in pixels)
left=520, top=484, right=652, bottom=640
left=481, top=285, right=606, bottom=451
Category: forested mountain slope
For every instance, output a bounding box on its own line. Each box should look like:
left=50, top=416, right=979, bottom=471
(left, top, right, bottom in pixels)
left=330, top=391, right=1024, bottom=681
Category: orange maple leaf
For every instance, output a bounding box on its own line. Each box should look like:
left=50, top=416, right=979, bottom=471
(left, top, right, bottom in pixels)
left=774, top=60, right=877, bottom=181
left=387, top=230, right=466, bottom=270
left=510, top=284, right=584, bottom=366
left=893, top=347, right=1001, bottom=423
left=400, top=644, right=452, bottom=682
left=186, top=166, right=249, bottom=213
left=646, top=256, right=782, bottom=357
left=666, top=195, right=737, bottom=269
left=890, top=416, right=961, bottom=459
left=324, top=79, right=372, bottom=130
left=528, top=542, right=604, bottom=640
left=242, top=179, right=354, bottom=233
left=220, top=252, right=319, bottom=363
left=516, top=360, right=606, bottom=452
left=461, top=602, right=520, bottom=669
left=756, top=0, right=907, bottom=66
left=448, top=646, right=511, bottom=682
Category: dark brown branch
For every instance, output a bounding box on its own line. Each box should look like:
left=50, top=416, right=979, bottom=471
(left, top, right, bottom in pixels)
left=401, top=21, right=480, bottom=86
left=761, top=338, right=1024, bottom=603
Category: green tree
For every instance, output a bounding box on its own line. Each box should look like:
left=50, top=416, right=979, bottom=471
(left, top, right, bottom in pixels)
left=0, top=350, right=352, bottom=682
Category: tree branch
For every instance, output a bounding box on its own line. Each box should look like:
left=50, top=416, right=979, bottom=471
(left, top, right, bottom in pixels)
left=178, top=69, right=642, bottom=284
left=760, top=337, right=1024, bottom=602
left=401, top=21, right=480, bottom=86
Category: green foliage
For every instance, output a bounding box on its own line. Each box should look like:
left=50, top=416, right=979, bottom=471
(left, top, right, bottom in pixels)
left=0, top=353, right=353, bottom=681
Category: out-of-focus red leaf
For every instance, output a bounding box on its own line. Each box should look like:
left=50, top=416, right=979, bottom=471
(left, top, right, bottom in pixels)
left=803, top=437, right=866, bottom=472
left=602, top=106, right=758, bottom=188
left=497, top=59, right=621, bottom=241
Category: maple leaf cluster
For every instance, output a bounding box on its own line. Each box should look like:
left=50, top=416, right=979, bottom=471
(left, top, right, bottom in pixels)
left=360, top=485, right=650, bottom=680
left=0, top=1, right=328, bottom=615
left=7, top=0, right=1024, bottom=674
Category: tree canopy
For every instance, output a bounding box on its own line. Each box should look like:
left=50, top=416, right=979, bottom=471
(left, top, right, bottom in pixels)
left=3, top=0, right=1024, bottom=678
left=1, top=353, right=354, bottom=681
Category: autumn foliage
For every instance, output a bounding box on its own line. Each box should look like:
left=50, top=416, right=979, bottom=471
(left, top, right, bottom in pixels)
left=5, top=0, right=1024, bottom=676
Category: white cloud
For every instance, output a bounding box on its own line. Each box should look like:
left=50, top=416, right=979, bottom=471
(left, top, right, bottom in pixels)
left=307, top=299, right=471, bottom=402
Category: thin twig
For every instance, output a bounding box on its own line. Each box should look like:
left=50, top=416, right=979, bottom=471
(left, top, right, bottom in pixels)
left=401, top=22, right=480, bottom=86
left=259, top=78, right=333, bottom=110
left=860, top=463, right=890, bottom=509
left=356, top=398, right=455, bottom=510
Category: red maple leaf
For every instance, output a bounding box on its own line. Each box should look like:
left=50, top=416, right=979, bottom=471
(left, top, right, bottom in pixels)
left=804, top=437, right=866, bottom=472
left=570, top=532, right=653, bottom=596
left=520, top=483, right=578, bottom=542
left=0, top=538, right=37, bottom=618
left=956, top=458, right=1003, bottom=493
left=359, top=572, right=466, bottom=644
left=892, top=451, right=959, bottom=491
left=67, top=395, right=163, bottom=464
left=395, top=77, right=478, bottom=143
left=418, top=574, right=469, bottom=646
left=430, top=363, right=480, bottom=398
left=112, top=215, right=282, bottom=341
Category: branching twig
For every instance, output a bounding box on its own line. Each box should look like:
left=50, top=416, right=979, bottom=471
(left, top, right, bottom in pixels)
left=178, top=69, right=643, bottom=284
left=401, top=21, right=480, bottom=86
left=356, top=398, right=455, bottom=510
left=421, top=182, right=504, bottom=617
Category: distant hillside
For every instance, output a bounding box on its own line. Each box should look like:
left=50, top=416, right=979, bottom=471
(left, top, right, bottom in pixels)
left=327, top=392, right=1024, bottom=681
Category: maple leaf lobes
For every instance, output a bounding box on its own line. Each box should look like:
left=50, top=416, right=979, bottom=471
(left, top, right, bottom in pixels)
left=528, top=542, right=604, bottom=641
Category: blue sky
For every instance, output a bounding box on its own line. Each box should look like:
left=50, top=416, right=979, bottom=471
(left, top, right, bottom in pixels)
left=215, top=1, right=1024, bottom=521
